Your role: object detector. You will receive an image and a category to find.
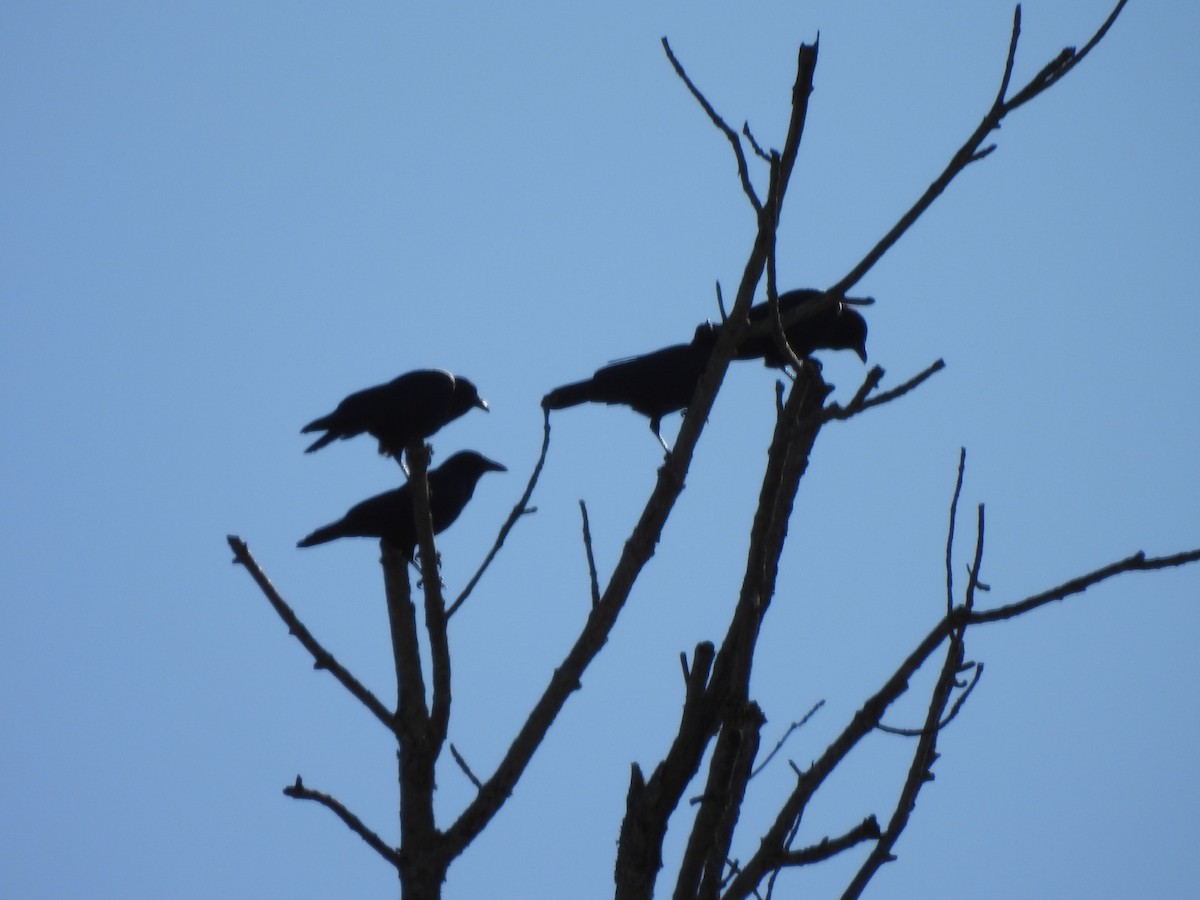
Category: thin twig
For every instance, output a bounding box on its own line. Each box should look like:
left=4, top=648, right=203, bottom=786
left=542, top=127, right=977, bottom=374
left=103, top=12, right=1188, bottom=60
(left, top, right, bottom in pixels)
left=579, top=500, right=601, bottom=607
left=750, top=700, right=825, bottom=779
left=945, top=449, right=967, bottom=616
left=449, top=410, right=551, bottom=619
left=450, top=743, right=484, bottom=791
left=226, top=536, right=396, bottom=736
left=823, top=359, right=946, bottom=423
left=964, top=504, right=986, bottom=617
left=968, top=549, right=1200, bottom=625
left=828, top=1, right=1129, bottom=296
left=284, top=776, right=401, bottom=869
left=876, top=662, right=984, bottom=736
left=662, top=37, right=762, bottom=212
left=742, top=121, right=770, bottom=162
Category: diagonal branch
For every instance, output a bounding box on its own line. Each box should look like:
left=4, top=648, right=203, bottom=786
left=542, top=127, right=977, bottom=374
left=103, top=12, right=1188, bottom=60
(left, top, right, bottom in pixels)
left=227, top=535, right=396, bottom=736
left=778, top=816, right=881, bottom=867
left=284, top=776, right=401, bottom=870
left=449, top=411, right=551, bottom=619
left=720, top=542, right=1200, bottom=900
left=579, top=499, right=601, bottom=607
left=823, top=359, right=946, bottom=423
left=750, top=700, right=825, bottom=779
left=662, top=37, right=762, bottom=212
left=828, top=0, right=1129, bottom=296
left=842, top=634, right=968, bottom=898
left=968, top=548, right=1200, bottom=624
left=442, top=38, right=821, bottom=870
left=945, top=448, right=967, bottom=615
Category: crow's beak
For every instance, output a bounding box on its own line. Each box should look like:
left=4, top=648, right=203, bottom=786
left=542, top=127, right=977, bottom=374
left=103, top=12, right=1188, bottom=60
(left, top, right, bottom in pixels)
left=855, top=345, right=868, bottom=364
left=476, top=397, right=490, bottom=412
left=485, top=457, right=507, bottom=473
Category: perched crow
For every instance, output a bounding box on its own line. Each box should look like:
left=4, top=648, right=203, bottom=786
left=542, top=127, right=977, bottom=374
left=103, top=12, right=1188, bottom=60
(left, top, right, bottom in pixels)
left=733, top=289, right=869, bottom=367
left=297, top=451, right=506, bottom=554
left=542, top=323, right=718, bottom=450
left=302, top=369, right=488, bottom=458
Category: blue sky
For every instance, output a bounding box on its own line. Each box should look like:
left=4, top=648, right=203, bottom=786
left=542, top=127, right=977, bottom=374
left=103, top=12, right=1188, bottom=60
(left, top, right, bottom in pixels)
left=3, top=2, right=1197, bottom=897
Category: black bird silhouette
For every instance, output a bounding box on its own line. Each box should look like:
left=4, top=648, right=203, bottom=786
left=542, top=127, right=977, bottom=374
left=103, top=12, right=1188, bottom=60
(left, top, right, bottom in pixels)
left=542, top=323, right=719, bottom=451
left=297, top=451, right=506, bottom=554
left=302, top=369, right=488, bottom=458
left=734, top=289, right=869, bottom=367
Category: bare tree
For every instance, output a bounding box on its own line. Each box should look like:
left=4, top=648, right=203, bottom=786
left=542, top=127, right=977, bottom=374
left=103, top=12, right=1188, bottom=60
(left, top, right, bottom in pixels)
left=228, top=3, right=1198, bottom=897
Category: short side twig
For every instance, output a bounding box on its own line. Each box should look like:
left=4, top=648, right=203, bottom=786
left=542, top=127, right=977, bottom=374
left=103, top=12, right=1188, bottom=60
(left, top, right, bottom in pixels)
left=450, top=743, right=483, bottom=791
left=284, top=775, right=401, bottom=870
left=945, top=449, right=967, bottom=615
left=579, top=500, right=601, bottom=607
left=823, top=359, right=946, bottom=423
left=750, top=700, right=825, bottom=779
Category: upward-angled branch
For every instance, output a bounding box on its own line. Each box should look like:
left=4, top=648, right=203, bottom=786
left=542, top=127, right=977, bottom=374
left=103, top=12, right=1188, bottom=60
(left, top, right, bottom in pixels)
left=441, top=38, right=821, bottom=869
left=449, top=411, right=551, bottom=619
left=829, top=0, right=1128, bottom=296
left=227, top=536, right=397, bottom=736
left=662, top=37, right=762, bottom=212
left=720, top=544, right=1200, bottom=900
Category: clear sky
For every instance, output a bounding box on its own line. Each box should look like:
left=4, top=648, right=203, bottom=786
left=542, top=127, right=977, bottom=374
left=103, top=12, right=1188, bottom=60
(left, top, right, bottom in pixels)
left=3, top=2, right=1197, bottom=897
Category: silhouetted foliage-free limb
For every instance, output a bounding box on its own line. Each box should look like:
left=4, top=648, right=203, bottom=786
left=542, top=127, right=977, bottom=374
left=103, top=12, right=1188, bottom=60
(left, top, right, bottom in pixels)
left=749, top=700, right=825, bottom=780
left=661, top=37, right=762, bottom=213
left=829, top=0, right=1129, bottom=296
left=822, top=359, right=946, bottom=424
left=720, top=531, right=1200, bottom=900
left=439, top=38, right=822, bottom=873
left=778, top=815, right=882, bottom=868
left=616, top=364, right=832, bottom=900
left=448, top=410, right=551, bottom=619
left=578, top=500, right=601, bottom=608
left=284, top=775, right=401, bottom=870
left=226, top=535, right=396, bottom=736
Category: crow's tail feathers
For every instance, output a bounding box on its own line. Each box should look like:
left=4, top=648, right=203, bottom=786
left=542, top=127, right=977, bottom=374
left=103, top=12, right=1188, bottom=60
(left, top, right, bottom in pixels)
left=297, top=522, right=343, bottom=548
left=542, top=380, right=598, bottom=411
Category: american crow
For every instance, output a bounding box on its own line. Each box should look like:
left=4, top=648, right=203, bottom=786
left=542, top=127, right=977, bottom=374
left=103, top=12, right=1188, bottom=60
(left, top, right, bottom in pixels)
left=542, top=323, right=718, bottom=450
left=297, top=451, right=506, bottom=554
left=734, top=289, right=868, bottom=367
left=302, top=369, right=488, bottom=458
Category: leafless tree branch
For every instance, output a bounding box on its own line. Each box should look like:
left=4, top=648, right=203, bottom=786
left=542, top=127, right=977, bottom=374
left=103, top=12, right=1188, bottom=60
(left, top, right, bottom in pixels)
left=945, top=448, right=967, bottom=615
left=823, top=359, right=946, bottom=423
left=579, top=499, right=601, bottom=607
left=750, top=700, right=825, bottom=779
left=828, top=1, right=1128, bottom=296
left=449, top=410, right=551, bottom=619
left=226, top=535, right=396, bottom=736
left=778, top=816, right=882, bottom=867
left=450, top=743, right=483, bottom=791
left=283, top=775, right=401, bottom=870
left=662, top=37, right=762, bottom=212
